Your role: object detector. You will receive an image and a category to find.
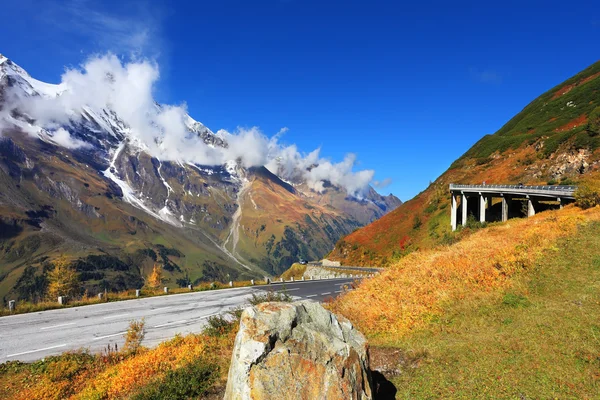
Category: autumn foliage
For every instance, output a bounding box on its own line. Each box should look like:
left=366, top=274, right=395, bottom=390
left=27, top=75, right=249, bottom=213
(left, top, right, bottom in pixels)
left=329, top=206, right=600, bottom=339
left=46, top=257, right=80, bottom=300
left=1, top=331, right=235, bottom=400
left=145, top=264, right=163, bottom=290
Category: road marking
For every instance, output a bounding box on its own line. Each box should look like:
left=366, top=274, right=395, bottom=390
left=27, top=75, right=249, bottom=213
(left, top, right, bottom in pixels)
left=103, top=313, right=130, bottom=320
left=40, top=323, right=76, bottom=330
left=92, top=331, right=127, bottom=341
left=154, top=319, right=188, bottom=328
left=335, top=290, right=342, bottom=293
left=278, top=288, right=299, bottom=292
left=305, top=294, right=317, bottom=298
left=152, top=306, right=172, bottom=312
left=199, top=313, right=219, bottom=319
left=321, top=292, right=331, bottom=295
left=7, top=344, right=67, bottom=358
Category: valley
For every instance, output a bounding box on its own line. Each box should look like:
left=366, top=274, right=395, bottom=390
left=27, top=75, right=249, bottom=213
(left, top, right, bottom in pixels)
left=0, top=54, right=401, bottom=303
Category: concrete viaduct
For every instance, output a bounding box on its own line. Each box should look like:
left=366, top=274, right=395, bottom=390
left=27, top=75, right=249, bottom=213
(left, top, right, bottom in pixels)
left=449, top=184, right=577, bottom=231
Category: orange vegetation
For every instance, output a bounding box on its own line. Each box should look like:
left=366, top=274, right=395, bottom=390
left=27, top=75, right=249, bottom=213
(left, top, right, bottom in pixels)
left=329, top=206, right=600, bottom=339
left=4, top=332, right=235, bottom=400
left=329, top=144, right=551, bottom=266
left=555, top=114, right=588, bottom=132
left=551, top=71, right=600, bottom=99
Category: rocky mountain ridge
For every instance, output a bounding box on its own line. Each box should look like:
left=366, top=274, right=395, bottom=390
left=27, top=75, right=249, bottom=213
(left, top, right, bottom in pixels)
left=0, top=54, right=400, bottom=301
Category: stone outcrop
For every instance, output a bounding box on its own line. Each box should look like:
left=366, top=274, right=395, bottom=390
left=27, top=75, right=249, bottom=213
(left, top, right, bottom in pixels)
left=549, top=148, right=591, bottom=178
left=321, top=258, right=341, bottom=267
left=224, top=301, right=372, bottom=400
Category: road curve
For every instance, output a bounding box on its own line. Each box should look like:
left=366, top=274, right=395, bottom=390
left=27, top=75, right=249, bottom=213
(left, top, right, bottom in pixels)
left=0, top=278, right=357, bottom=362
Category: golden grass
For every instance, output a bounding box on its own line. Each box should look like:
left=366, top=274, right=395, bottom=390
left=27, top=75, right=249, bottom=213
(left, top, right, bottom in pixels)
left=280, top=263, right=307, bottom=280
left=1, top=331, right=236, bottom=400
left=330, top=205, right=600, bottom=339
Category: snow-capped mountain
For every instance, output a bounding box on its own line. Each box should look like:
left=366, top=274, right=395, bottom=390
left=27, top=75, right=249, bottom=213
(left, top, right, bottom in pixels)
left=0, top=54, right=400, bottom=300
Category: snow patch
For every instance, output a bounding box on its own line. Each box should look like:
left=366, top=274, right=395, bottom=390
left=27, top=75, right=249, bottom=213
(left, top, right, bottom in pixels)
left=102, top=142, right=181, bottom=227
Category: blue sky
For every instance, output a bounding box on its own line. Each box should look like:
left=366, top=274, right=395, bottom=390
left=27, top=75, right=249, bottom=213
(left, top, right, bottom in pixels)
left=1, top=0, right=599, bottom=201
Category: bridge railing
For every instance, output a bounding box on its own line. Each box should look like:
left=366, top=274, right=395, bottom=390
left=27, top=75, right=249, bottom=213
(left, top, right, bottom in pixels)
left=449, top=183, right=577, bottom=196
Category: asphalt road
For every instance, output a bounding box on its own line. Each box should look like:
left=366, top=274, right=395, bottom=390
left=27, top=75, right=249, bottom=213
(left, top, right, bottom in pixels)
left=0, top=278, right=358, bottom=362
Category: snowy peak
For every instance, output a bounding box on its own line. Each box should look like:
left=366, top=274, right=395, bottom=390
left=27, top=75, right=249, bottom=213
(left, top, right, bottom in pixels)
left=0, top=54, right=65, bottom=98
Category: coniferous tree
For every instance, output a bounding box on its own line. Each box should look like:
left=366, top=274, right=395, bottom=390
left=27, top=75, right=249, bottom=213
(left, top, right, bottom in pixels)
left=46, top=257, right=80, bottom=300
left=146, top=264, right=163, bottom=290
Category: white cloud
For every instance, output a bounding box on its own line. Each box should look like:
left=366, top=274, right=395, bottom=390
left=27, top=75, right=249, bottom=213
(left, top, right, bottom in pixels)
left=373, top=178, right=392, bottom=189
left=8, top=54, right=375, bottom=197
left=49, top=127, right=90, bottom=149
left=39, top=0, right=163, bottom=58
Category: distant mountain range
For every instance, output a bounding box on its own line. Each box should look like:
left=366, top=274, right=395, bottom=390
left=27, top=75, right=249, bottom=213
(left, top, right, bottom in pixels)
left=329, top=60, right=600, bottom=266
left=0, top=54, right=401, bottom=301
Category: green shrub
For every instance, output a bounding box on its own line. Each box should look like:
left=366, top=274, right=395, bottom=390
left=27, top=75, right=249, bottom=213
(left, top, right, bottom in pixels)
left=131, top=357, right=218, bottom=400
left=428, top=220, right=440, bottom=239
left=502, top=292, right=531, bottom=308
left=424, top=201, right=438, bottom=214
left=203, top=314, right=237, bottom=337
left=458, top=214, right=487, bottom=231
left=438, top=232, right=459, bottom=246
left=412, top=215, right=422, bottom=230
left=587, top=105, right=600, bottom=136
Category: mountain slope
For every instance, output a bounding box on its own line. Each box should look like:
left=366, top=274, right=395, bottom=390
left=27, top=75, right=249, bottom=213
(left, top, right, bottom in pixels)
left=329, top=60, right=600, bottom=266
left=0, top=54, right=400, bottom=301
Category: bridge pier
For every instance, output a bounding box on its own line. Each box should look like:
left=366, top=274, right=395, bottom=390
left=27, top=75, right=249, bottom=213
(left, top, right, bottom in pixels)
left=502, top=196, right=509, bottom=222
left=527, top=197, right=536, bottom=217
left=451, top=194, right=457, bottom=231
left=462, top=193, right=468, bottom=226
left=479, top=194, right=487, bottom=223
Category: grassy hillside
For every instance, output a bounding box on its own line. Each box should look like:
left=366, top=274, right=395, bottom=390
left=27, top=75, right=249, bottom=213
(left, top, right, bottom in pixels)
left=330, top=205, right=600, bottom=398
left=329, top=60, right=600, bottom=266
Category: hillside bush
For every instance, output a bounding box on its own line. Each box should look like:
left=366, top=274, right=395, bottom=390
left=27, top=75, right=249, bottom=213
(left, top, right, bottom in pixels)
left=587, top=105, right=600, bottom=136
left=130, top=357, right=218, bottom=400
left=123, top=319, right=146, bottom=355
left=575, top=178, right=600, bottom=209
left=204, top=314, right=237, bottom=337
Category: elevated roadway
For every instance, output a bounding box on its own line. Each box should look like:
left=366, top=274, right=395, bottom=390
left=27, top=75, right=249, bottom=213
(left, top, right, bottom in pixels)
left=449, top=184, right=576, bottom=230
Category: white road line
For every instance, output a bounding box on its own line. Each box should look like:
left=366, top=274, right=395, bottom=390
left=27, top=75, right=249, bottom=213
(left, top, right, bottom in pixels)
left=92, top=331, right=127, bottom=341
left=7, top=344, right=67, bottom=358
left=335, top=290, right=342, bottom=293
left=40, top=322, right=76, bottom=330
left=152, top=306, right=172, bottom=312
left=321, top=292, right=331, bottom=295
left=154, top=319, right=188, bottom=328
left=103, top=313, right=130, bottom=320
left=305, top=294, right=317, bottom=298
left=278, top=288, right=300, bottom=292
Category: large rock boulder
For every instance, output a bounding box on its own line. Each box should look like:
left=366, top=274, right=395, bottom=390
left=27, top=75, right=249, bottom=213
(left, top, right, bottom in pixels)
left=224, top=300, right=372, bottom=400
